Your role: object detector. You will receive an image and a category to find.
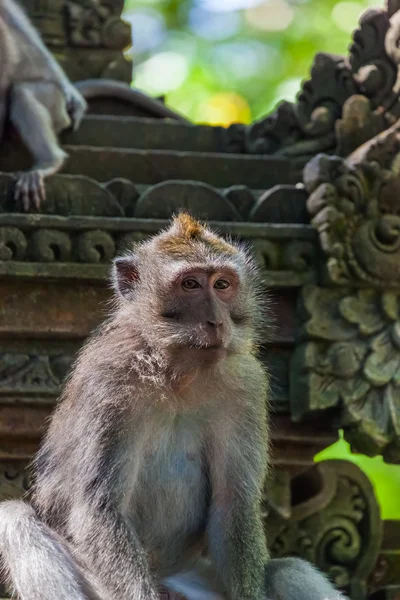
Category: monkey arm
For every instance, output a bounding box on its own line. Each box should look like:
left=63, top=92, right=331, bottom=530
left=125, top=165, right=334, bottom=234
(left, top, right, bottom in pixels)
left=206, top=387, right=269, bottom=600
left=2, top=0, right=87, bottom=130
left=10, top=83, right=68, bottom=210
left=2, top=0, right=71, bottom=88
left=71, top=502, right=160, bottom=600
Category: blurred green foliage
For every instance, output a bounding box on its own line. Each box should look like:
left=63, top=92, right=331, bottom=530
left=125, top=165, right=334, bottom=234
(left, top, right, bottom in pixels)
left=123, top=0, right=378, bottom=124
left=122, top=0, right=400, bottom=520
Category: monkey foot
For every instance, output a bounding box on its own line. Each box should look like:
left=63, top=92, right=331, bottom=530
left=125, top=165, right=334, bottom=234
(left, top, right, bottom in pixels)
left=14, top=170, right=46, bottom=211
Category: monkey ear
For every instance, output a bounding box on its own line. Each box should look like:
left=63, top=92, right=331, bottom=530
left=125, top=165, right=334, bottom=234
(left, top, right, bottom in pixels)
left=112, top=256, right=140, bottom=298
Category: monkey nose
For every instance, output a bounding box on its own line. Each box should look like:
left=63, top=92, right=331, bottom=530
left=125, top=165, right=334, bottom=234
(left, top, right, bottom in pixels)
left=207, top=319, right=223, bottom=328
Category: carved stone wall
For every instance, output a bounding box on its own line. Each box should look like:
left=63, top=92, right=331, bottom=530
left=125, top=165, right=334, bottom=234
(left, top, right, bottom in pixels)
left=20, top=0, right=132, bottom=82
left=289, top=125, right=400, bottom=464
left=266, top=461, right=382, bottom=600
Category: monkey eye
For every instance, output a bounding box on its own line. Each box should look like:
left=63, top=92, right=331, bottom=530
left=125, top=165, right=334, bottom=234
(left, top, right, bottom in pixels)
left=182, top=278, right=201, bottom=290
left=214, top=279, right=230, bottom=290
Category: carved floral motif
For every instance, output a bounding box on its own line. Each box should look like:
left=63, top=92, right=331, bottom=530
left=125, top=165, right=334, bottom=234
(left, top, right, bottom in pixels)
left=291, top=285, right=400, bottom=461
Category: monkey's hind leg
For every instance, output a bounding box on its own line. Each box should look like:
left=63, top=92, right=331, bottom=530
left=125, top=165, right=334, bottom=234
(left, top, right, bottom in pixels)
left=264, top=557, right=348, bottom=600
left=0, top=500, right=99, bottom=600
left=9, top=83, right=68, bottom=211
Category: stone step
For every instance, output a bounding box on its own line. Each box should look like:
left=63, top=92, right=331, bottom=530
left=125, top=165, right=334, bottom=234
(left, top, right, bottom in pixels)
left=61, top=115, right=233, bottom=153
left=0, top=170, right=309, bottom=223
left=60, top=145, right=300, bottom=189
left=0, top=143, right=300, bottom=189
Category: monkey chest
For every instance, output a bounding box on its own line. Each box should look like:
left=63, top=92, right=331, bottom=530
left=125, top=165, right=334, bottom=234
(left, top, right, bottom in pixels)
left=130, top=427, right=208, bottom=543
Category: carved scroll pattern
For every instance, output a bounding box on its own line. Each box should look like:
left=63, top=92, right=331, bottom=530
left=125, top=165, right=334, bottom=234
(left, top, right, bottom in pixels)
left=0, top=224, right=317, bottom=286
left=266, top=460, right=382, bottom=600
left=304, top=153, right=400, bottom=288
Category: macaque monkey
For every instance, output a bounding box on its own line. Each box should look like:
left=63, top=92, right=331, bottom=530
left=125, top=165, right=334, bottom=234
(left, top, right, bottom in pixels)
left=0, top=214, right=346, bottom=600
left=0, top=0, right=87, bottom=210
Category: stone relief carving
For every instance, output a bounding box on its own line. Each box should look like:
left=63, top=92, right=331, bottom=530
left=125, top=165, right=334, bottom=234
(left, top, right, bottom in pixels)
left=291, top=285, right=400, bottom=461
left=0, top=353, right=73, bottom=396
left=0, top=221, right=317, bottom=291
left=240, top=2, right=400, bottom=166
left=65, top=0, right=131, bottom=50
left=266, top=460, right=382, bottom=600
left=304, top=151, right=400, bottom=288
left=18, top=0, right=132, bottom=82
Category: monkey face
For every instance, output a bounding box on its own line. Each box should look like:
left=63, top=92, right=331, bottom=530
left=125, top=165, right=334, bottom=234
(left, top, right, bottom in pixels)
left=111, top=214, right=264, bottom=362
left=157, top=265, right=242, bottom=358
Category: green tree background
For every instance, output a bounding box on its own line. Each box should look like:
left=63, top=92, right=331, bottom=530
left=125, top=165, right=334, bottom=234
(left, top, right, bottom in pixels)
left=123, top=0, right=378, bottom=124
left=122, top=0, right=400, bottom=520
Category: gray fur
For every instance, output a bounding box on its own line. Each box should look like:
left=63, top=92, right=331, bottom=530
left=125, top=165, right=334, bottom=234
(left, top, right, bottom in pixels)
left=0, top=0, right=87, bottom=210
left=0, top=216, right=347, bottom=600
left=0, top=501, right=99, bottom=600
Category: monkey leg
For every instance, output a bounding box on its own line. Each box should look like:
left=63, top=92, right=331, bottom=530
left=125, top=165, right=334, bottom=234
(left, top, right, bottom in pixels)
left=161, top=556, right=347, bottom=600
left=264, top=557, right=347, bottom=600
left=9, top=83, right=68, bottom=211
left=0, top=500, right=101, bottom=600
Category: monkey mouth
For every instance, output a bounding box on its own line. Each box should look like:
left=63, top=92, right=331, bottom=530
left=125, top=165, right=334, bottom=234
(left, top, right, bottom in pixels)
left=188, top=343, right=228, bottom=359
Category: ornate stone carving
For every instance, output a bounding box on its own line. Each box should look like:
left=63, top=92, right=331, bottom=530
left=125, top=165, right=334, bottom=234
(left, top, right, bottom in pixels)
left=65, top=0, right=131, bottom=50
left=304, top=152, right=400, bottom=287
left=291, top=285, right=400, bottom=461
left=29, top=229, right=72, bottom=263
left=242, top=2, right=400, bottom=164
left=19, top=0, right=132, bottom=83
left=0, top=218, right=317, bottom=290
left=246, top=53, right=355, bottom=159
left=0, top=353, right=73, bottom=396
left=266, top=460, right=382, bottom=600
left=0, top=227, right=27, bottom=261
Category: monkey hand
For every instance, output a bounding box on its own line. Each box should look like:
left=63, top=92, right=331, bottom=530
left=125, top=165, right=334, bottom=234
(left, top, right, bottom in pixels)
left=14, top=170, right=46, bottom=211
left=158, top=585, right=188, bottom=600
left=63, top=84, right=87, bottom=131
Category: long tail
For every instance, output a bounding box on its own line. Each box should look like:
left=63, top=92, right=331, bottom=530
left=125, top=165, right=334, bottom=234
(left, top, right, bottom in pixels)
left=0, top=500, right=96, bottom=600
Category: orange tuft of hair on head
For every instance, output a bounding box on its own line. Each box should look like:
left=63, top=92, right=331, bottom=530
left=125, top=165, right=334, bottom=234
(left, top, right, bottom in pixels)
left=158, top=212, right=238, bottom=257
left=172, top=213, right=204, bottom=240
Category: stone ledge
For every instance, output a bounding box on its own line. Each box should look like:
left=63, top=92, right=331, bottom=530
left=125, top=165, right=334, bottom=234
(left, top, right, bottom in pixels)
left=0, top=214, right=318, bottom=287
